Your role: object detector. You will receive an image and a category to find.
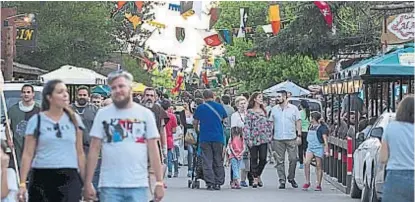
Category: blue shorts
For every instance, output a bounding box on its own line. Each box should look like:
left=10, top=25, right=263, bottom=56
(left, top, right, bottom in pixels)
left=100, top=187, right=148, bottom=202
left=306, top=147, right=324, bottom=158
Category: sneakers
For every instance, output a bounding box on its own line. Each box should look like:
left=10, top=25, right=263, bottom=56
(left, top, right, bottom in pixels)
left=278, top=183, right=286, bottom=189
left=231, top=181, right=242, bottom=189
left=315, top=185, right=322, bottom=191
left=240, top=181, right=248, bottom=187
left=207, top=185, right=214, bottom=191
left=288, top=179, right=298, bottom=188
left=299, top=164, right=304, bottom=169
left=167, top=172, right=172, bottom=178
left=213, top=185, right=221, bottom=190
left=302, top=183, right=311, bottom=190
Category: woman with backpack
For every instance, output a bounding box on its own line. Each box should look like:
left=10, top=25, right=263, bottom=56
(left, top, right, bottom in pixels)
left=17, top=80, right=85, bottom=202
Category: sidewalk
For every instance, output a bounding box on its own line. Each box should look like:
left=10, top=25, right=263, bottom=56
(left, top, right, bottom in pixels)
left=163, top=162, right=358, bottom=202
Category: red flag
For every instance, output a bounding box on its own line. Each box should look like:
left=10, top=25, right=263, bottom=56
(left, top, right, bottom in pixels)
left=244, top=51, right=256, bottom=57
left=171, top=74, right=184, bottom=94
left=314, top=1, right=333, bottom=28
left=203, top=34, right=222, bottom=47
left=209, top=8, right=221, bottom=30
left=117, top=1, right=127, bottom=10
left=135, top=1, right=143, bottom=12
left=202, top=71, right=209, bottom=85
left=270, top=21, right=280, bottom=35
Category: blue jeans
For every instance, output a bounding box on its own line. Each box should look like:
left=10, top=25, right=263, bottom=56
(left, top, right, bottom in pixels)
left=100, top=187, right=148, bottom=202
left=167, top=149, right=179, bottom=174
left=383, top=170, right=414, bottom=202
left=230, top=158, right=241, bottom=180
left=187, top=144, right=194, bottom=172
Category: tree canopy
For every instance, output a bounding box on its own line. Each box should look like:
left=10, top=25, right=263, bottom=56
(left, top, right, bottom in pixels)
left=253, top=2, right=383, bottom=58
left=4, top=1, right=115, bottom=70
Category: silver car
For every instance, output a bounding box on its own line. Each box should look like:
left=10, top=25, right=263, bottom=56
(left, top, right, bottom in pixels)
left=350, top=112, right=395, bottom=202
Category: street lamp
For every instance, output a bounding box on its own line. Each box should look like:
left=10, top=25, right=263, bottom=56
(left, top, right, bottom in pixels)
left=3, top=13, right=35, bottom=81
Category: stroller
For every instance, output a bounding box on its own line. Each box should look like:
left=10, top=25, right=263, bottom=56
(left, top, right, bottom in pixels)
left=187, top=134, right=204, bottom=189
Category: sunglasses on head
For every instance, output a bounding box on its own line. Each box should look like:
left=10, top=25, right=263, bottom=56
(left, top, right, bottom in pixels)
left=54, top=123, right=62, bottom=138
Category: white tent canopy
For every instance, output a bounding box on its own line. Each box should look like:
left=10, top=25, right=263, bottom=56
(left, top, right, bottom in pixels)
left=40, top=65, right=107, bottom=85
left=263, top=80, right=310, bottom=97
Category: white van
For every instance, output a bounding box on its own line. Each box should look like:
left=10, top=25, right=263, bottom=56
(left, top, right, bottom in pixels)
left=1, top=83, right=43, bottom=140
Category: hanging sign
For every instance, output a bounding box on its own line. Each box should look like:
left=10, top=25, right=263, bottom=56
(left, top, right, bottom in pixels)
left=318, top=60, right=330, bottom=80
left=382, top=13, right=414, bottom=45
left=398, top=53, right=415, bottom=65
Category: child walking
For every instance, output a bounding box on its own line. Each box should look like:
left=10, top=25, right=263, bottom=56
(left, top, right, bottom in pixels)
left=227, top=128, right=245, bottom=189
left=302, top=112, right=329, bottom=191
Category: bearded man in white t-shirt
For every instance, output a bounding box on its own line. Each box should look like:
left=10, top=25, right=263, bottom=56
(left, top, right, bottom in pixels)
left=84, top=71, right=164, bottom=202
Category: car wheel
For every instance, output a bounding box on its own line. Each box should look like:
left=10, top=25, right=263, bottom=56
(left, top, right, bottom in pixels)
left=361, top=175, right=370, bottom=202
left=351, top=168, right=362, bottom=198
left=370, top=176, right=379, bottom=202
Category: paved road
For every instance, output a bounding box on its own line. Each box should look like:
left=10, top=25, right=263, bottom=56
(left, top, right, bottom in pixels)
left=162, top=163, right=359, bottom=202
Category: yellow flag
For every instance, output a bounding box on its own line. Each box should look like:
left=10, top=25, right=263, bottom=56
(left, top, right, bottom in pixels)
left=269, top=5, right=280, bottom=22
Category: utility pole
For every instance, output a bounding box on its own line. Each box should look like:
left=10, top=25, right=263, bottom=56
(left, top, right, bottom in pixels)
left=4, top=23, right=14, bottom=81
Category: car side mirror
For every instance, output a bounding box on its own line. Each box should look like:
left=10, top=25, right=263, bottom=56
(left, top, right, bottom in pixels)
left=370, top=127, right=383, bottom=139
left=356, top=132, right=365, bottom=146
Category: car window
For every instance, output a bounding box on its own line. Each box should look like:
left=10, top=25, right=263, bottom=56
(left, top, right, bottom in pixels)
left=368, top=114, right=395, bottom=138
left=288, top=100, right=321, bottom=112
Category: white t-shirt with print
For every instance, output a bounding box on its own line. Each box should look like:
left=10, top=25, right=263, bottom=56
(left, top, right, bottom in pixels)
left=89, top=103, right=159, bottom=188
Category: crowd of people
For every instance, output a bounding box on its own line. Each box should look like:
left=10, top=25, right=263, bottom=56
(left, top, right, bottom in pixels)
left=0, top=69, right=413, bottom=202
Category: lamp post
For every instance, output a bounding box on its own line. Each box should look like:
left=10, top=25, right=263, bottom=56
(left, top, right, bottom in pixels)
left=3, top=13, right=35, bottom=81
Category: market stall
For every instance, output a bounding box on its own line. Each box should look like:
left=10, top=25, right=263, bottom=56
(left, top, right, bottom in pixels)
left=263, top=80, right=310, bottom=97
left=320, top=43, right=414, bottom=194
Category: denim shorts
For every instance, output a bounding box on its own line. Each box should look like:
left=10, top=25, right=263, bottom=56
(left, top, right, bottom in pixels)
left=382, top=170, right=414, bottom=202
left=100, top=187, right=148, bottom=202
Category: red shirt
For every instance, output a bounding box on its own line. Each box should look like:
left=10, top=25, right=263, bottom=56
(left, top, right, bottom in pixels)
left=166, top=112, right=178, bottom=149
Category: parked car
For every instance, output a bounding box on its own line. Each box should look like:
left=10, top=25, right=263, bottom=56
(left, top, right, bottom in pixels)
left=350, top=112, right=395, bottom=202
left=0, top=82, right=43, bottom=140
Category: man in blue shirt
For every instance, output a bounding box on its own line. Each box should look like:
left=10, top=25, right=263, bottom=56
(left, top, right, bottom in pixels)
left=194, top=89, right=227, bottom=191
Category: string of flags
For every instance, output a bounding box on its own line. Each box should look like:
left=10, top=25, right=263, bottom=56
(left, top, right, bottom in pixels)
left=113, top=1, right=336, bottom=93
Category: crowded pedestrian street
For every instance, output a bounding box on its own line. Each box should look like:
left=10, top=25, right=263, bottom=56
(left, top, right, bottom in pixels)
left=1, top=1, right=414, bottom=202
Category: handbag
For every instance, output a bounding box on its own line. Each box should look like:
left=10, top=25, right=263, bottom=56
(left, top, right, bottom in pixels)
left=184, top=131, right=196, bottom=145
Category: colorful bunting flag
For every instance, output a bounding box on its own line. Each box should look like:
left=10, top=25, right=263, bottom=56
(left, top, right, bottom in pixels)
left=135, top=1, right=143, bottom=13
left=147, top=21, right=166, bottom=28
left=180, top=1, right=194, bottom=19
left=314, top=1, right=333, bottom=29
left=168, top=3, right=181, bottom=11
left=175, top=27, right=185, bottom=43
left=218, top=29, right=233, bottom=45
left=125, top=13, right=142, bottom=30
left=269, top=5, right=281, bottom=35
left=203, top=34, right=222, bottom=47
left=117, top=1, right=127, bottom=11
left=228, top=56, right=235, bottom=68
left=237, top=8, right=249, bottom=38
left=209, top=8, right=221, bottom=30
